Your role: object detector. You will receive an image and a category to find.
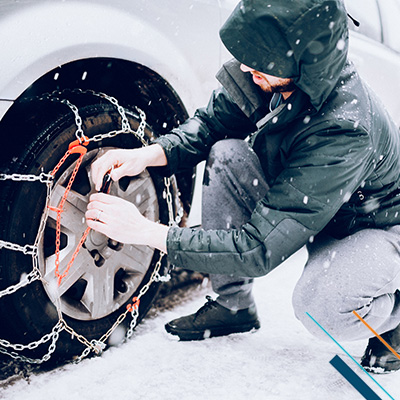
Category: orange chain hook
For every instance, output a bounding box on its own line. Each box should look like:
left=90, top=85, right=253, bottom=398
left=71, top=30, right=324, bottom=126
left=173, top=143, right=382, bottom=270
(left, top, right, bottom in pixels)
left=126, top=297, right=140, bottom=313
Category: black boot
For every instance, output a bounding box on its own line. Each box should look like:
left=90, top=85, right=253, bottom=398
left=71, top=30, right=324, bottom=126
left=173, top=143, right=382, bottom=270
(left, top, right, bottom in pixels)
left=165, top=296, right=260, bottom=341
left=361, top=323, right=400, bottom=373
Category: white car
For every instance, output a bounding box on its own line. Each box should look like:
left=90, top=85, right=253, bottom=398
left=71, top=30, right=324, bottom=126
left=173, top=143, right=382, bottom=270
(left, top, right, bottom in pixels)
left=0, top=0, right=399, bottom=364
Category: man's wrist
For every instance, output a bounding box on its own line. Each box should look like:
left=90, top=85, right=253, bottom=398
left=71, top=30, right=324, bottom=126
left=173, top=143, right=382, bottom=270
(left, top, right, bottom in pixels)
left=143, top=220, right=169, bottom=253
left=145, top=144, right=168, bottom=167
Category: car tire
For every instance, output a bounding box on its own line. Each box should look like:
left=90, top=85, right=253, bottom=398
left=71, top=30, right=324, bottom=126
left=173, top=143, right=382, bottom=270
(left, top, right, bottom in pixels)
left=0, top=101, right=174, bottom=363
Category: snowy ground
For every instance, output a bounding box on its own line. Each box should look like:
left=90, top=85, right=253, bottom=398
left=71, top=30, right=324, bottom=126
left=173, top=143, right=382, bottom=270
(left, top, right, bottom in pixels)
left=1, top=248, right=399, bottom=400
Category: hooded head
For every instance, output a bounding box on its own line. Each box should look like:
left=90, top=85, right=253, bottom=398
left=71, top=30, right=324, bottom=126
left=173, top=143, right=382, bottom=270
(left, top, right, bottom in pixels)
left=220, top=0, right=349, bottom=110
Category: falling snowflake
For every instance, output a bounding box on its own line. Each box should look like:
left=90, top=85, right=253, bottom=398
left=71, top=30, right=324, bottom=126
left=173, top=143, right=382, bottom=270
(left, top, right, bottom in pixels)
left=336, top=39, right=346, bottom=50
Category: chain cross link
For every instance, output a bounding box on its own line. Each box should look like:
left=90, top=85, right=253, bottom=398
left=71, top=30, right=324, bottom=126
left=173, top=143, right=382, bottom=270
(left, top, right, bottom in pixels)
left=0, top=172, right=53, bottom=183
left=0, top=240, right=37, bottom=256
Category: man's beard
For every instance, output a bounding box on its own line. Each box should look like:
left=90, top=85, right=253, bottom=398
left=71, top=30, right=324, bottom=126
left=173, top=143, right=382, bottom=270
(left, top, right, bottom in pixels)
left=250, top=71, right=296, bottom=94
left=270, top=80, right=297, bottom=94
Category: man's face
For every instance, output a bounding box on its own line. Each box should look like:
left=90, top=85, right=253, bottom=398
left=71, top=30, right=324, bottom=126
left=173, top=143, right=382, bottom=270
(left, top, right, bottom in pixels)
left=240, top=64, right=296, bottom=96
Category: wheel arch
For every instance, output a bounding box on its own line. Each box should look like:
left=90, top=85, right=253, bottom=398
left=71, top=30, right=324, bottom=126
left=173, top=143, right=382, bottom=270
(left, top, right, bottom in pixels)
left=0, top=56, right=196, bottom=215
left=1, top=56, right=186, bottom=159
left=0, top=0, right=209, bottom=114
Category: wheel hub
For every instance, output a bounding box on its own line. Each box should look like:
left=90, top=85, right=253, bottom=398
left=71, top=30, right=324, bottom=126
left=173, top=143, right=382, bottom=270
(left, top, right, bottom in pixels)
left=39, top=148, right=159, bottom=321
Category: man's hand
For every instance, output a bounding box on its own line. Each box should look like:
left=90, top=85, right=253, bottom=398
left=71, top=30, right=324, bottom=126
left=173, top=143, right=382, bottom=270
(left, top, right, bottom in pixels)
left=86, top=193, right=169, bottom=253
left=91, top=144, right=168, bottom=191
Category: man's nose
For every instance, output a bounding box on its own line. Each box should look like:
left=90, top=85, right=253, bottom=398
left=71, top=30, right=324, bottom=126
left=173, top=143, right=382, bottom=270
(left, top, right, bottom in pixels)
left=240, top=64, right=254, bottom=73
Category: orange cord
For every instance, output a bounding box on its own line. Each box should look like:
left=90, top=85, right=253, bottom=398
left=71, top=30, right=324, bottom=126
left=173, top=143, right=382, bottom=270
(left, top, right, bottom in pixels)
left=48, top=138, right=89, bottom=286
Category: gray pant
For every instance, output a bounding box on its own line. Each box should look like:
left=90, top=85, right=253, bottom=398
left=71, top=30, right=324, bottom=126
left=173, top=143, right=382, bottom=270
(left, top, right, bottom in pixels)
left=202, top=139, right=400, bottom=339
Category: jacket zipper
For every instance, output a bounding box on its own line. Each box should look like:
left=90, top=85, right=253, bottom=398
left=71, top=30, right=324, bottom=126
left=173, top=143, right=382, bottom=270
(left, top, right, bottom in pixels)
left=246, top=102, right=287, bottom=145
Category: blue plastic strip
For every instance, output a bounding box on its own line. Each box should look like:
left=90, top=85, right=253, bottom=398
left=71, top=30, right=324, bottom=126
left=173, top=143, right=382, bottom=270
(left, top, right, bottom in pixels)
left=330, top=355, right=382, bottom=400
left=306, top=312, right=395, bottom=400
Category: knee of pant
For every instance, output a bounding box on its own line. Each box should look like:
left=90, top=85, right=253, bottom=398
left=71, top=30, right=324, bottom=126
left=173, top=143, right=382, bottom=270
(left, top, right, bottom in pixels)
left=205, top=139, right=257, bottom=187
left=292, top=280, right=353, bottom=341
left=207, top=139, right=248, bottom=169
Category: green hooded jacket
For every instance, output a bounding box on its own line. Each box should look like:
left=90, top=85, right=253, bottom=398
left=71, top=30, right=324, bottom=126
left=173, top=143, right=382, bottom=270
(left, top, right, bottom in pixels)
left=154, top=0, right=400, bottom=277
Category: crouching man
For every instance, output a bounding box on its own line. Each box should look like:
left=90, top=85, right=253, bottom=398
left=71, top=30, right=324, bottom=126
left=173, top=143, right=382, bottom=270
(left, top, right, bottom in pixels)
left=86, top=0, right=400, bottom=373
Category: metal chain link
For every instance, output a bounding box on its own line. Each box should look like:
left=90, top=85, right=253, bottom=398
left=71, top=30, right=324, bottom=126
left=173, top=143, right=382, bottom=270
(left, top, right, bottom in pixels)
left=72, top=246, right=168, bottom=361
left=77, top=89, right=133, bottom=133
left=34, top=90, right=87, bottom=143
left=0, top=240, right=37, bottom=256
left=0, top=172, right=53, bottom=183
left=0, top=269, right=41, bottom=299
left=0, top=320, right=64, bottom=364
left=0, top=89, right=179, bottom=365
left=45, top=88, right=148, bottom=145
left=61, top=99, right=85, bottom=142
left=125, top=252, right=165, bottom=339
left=164, top=177, right=177, bottom=227
left=0, top=176, right=53, bottom=300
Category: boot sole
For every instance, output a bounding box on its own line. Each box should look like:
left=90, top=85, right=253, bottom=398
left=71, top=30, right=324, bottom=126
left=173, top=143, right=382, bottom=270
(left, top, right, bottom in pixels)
left=165, top=320, right=261, bottom=341
left=361, top=347, right=400, bottom=374
left=361, top=360, right=400, bottom=374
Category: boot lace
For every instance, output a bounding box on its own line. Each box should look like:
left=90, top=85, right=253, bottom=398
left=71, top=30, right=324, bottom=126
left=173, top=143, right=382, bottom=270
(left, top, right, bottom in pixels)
left=194, top=296, right=218, bottom=319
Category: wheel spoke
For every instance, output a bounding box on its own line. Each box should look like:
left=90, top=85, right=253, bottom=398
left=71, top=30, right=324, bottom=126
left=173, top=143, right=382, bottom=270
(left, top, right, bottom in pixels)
left=47, top=186, right=88, bottom=234
left=44, top=251, right=91, bottom=295
left=137, top=193, right=158, bottom=220
left=115, top=175, right=147, bottom=198
left=45, top=224, right=87, bottom=274
left=80, top=265, right=116, bottom=319
left=114, top=244, right=154, bottom=275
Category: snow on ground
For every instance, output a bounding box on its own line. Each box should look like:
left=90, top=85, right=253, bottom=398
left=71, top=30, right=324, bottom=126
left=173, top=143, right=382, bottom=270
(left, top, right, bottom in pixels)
left=1, top=248, right=399, bottom=400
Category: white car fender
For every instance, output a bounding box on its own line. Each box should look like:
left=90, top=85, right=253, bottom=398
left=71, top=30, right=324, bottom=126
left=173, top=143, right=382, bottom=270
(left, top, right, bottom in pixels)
left=0, top=1, right=214, bottom=119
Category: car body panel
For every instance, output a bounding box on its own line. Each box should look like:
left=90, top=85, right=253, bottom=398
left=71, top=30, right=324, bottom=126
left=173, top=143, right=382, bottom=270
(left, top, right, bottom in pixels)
left=346, top=0, right=400, bottom=125
left=2, top=0, right=400, bottom=121
left=0, top=0, right=225, bottom=118
left=348, top=31, right=400, bottom=125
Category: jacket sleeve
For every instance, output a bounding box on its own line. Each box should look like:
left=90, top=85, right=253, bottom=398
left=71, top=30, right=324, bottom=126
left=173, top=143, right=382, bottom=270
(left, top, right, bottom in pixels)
left=153, top=86, right=257, bottom=176
left=166, top=121, right=372, bottom=277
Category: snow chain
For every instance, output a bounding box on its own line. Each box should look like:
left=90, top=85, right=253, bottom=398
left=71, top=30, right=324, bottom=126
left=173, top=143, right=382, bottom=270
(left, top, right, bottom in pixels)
left=0, top=89, right=180, bottom=365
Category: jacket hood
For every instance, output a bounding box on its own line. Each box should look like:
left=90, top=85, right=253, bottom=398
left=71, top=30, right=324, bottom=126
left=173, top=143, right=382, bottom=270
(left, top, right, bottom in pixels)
left=220, top=0, right=349, bottom=110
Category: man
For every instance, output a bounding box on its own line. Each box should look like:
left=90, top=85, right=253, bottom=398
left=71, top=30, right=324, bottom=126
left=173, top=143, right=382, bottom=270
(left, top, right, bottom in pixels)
left=86, top=0, right=400, bottom=373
